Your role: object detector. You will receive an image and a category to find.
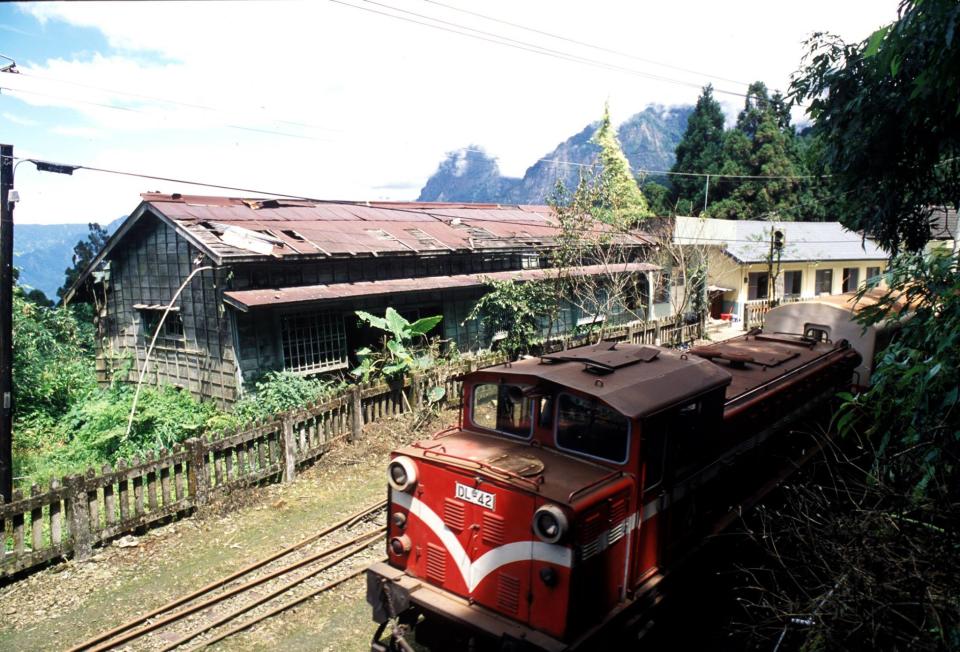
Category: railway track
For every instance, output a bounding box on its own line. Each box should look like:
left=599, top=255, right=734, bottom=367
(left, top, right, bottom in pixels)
left=68, top=500, right=388, bottom=651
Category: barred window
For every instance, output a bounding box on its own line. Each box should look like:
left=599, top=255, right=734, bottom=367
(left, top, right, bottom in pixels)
left=280, top=311, right=348, bottom=373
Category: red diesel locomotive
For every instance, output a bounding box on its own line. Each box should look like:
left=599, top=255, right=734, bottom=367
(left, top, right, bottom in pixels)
left=366, top=331, right=861, bottom=651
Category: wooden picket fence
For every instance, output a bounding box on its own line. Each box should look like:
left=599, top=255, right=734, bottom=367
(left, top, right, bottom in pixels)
left=0, top=355, right=503, bottom=578
left=0, top=314, right=703, bottom=579
left=744, top=296, right=808, bottom=331
left=539, top=314, right=703, bottom=352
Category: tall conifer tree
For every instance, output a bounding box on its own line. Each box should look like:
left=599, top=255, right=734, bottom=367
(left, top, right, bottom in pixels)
left=671, top=85, right=726, bottom=213
left=591, top=103, right=651, bottom=226
left=707, top=82, right=803, bottom=219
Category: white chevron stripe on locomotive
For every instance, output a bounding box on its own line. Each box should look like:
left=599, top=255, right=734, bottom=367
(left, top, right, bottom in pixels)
left=391, top=490, right=573, bottom=592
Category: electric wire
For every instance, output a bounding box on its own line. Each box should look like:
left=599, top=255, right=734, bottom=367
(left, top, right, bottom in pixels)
left=3, top=152, right=861, bottom=247
left=5, top=152, right=873, bottom=257
left=330, top=0, right=749, bottom=98
left=422, top=0, right=753, bottom=87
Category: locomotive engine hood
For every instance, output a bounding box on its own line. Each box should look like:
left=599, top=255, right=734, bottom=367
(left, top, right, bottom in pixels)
left=400, top=430, right=624, bottom=506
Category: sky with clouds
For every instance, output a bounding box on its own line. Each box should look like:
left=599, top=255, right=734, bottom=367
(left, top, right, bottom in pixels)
left=1, top=0, right=899, bottom=224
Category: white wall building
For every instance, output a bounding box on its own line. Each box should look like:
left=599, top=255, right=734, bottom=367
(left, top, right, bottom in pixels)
left=674, top=217, right=889, bottom=323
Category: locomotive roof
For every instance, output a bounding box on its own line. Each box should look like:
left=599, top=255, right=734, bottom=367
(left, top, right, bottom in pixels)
left=477, top=342, right=731, bottom=419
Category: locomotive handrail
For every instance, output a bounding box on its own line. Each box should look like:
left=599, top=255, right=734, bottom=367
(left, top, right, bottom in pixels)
left=418, top=448, right=542, bottom=492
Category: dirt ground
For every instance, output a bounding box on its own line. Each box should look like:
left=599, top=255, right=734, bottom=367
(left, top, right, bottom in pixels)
left=0, top=409, right=457, bottom=652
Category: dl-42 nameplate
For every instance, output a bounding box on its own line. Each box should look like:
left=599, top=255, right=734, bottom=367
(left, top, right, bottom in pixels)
left=455, top=482, right=495, bottom=510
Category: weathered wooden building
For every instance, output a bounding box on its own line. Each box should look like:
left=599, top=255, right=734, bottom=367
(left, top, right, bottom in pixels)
left=69, top=194, right=665, bottom=404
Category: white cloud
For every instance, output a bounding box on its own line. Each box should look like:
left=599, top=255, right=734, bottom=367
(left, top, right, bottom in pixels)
left=11, top=0, right=900, bottom=223
left=51, top=125, right=101, bottom=138
left=3, top=111, right=40, bottom=127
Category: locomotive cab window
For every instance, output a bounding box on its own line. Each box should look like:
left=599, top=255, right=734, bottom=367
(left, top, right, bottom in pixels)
left=471, top=383, right=533, bottom=438
left=555, top=393, right=630, bottom=463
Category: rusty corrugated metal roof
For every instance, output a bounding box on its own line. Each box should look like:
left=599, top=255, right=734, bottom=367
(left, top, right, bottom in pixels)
left=138, top=194, right=653, bottom=262
left=222, top=262, right=659, bottom=311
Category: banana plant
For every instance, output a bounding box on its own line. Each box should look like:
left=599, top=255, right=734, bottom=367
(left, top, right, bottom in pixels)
left=351, top=308, right=442, bottom=381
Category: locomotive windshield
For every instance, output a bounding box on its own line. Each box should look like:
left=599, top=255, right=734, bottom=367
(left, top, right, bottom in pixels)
left=555, top=393, right=630, bottom=463
left=471, top=383, right=533, bottom=438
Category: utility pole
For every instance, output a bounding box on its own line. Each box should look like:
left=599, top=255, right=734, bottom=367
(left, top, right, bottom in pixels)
left=702, top=175, right=710, bottom=214
left=767, top=228, right=775, bottom=308
left=1, top=144, right=13, bottom=502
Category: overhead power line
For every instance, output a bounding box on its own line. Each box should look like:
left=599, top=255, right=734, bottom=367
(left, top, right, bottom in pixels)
left=2, top=82, right=819, bottom=181
left=422, top=0, right=752, bottom=88
left=329, top=0, right=749, bottom=99
left=3, top=152, right=858, bottom=244
left=456, top=147, right=824, bottom=181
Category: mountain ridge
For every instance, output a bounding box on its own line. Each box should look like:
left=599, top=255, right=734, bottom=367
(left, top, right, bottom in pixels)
left=14, top=218, right=123, bottom=299
left=418, top=104, right=693, bottom=205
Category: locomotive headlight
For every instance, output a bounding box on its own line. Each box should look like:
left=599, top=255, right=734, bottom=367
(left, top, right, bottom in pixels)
left=532, top=505, right=568, bottom=544
left=390, top=535, right=412, bottom=556
left=387, top=456, right=418, bottom=492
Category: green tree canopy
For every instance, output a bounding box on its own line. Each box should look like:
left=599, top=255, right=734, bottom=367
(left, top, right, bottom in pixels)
left=671, top=85, right=726, bottom=213
left=58, top=222, right=110, bottom=303
left=707, top=82, right=804, bottom=220
left=789, top=0, right=960, bottom=252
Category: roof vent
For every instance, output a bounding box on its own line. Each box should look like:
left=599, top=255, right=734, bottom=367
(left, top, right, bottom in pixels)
left=366, top=228, right=397, bottom=241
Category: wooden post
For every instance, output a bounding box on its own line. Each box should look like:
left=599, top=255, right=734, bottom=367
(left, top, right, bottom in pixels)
left=65, top=475, right=92, bottom=562
left=11, top=489, right=23, bottom=556
left=185, top=438, right=208, bottom=506
left=49, top=478, right=62, bottom=546
left=30, top=484, right=42, bottom=552
left=349, top=388, right=363, bottom=442
left=281, top=418, right=296, bottom=483
left=410, top=373, right=421, bottom=410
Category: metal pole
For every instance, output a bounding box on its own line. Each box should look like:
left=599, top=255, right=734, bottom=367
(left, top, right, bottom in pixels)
left=702, top=174, right=710, bottom=214
left=1, top=144, right=14, bottom=501
left=767, top=228, right=775, bottom=309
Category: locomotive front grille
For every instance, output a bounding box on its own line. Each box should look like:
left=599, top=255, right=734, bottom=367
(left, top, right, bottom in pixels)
left=496, top=572, right=522, bottom=614
left=608, top=498, right=629, bottom=546
left=426, top=542, right=447, bottom=584
left=443, top=498, right=466, bottom=531
left=482, top=512, right=506, bottom=546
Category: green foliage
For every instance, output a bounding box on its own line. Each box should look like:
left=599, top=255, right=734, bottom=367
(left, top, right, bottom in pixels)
left=58, top=222, right=110, bottom=302
left=705, top=82, right=807, bottom=220
left=591, top=103, right=651, bottom=227
left=789, top=0, right=960, bottom=252
left=838, top=250, right=960, bottom=494
left=15, top=384, right=219, bottom=483
left=467, top=279, right=556, bottom=356
left=12, top=289, right=97, bottom=419
left=671, top=85, right=726, bottom=212
left=640, top=180, right=673, bottom=217
left=351, top=308, right=442, bottom=381
left=215, top=371, right=345, bottom=431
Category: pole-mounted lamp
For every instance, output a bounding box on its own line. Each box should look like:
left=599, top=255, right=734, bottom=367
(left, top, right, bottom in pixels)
left=1, top=149, right=81, bottom=501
